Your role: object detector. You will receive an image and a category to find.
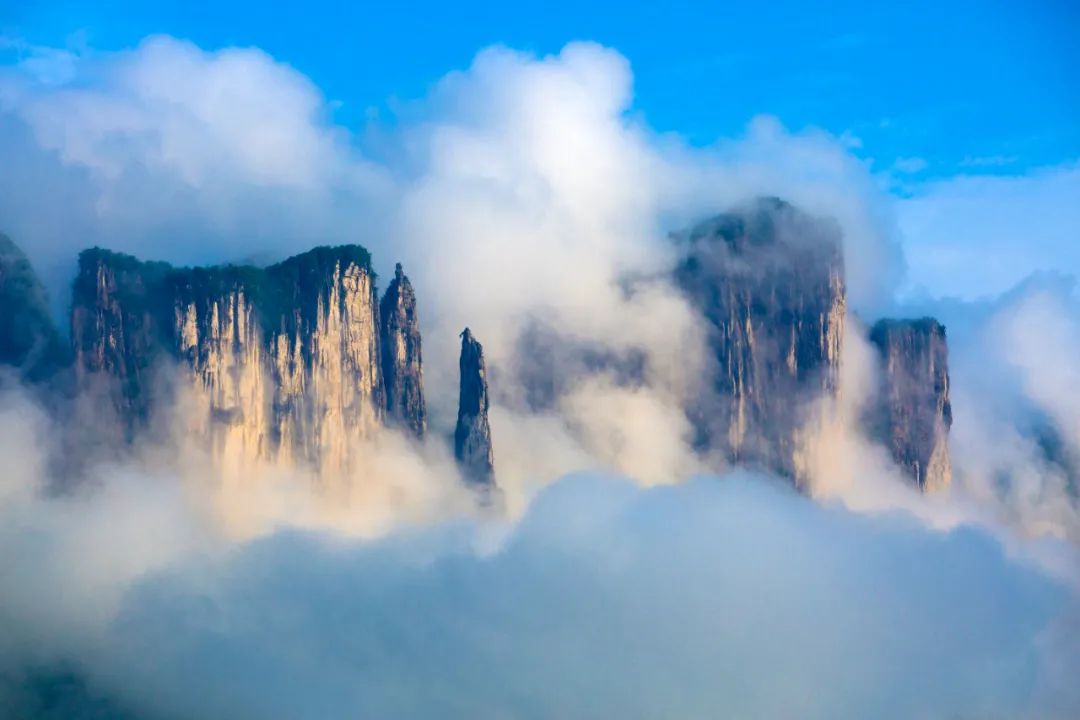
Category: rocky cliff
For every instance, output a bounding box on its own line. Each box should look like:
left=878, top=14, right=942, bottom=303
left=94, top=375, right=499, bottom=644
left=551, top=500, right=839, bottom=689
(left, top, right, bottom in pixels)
left=454, top=328, right=495, bottom=488
left=0, top=235, right=68, bottom=383
left=72, top=246, right=385, bottom=473
left=675, top=197, right=846, bottom=479
left=869, top=318, right=952, bottom=491
left=380, top=263, right=427, bottom=438
left=2, top=201, right=956, bottom=498
left=71, top=249, right=173, bottom=429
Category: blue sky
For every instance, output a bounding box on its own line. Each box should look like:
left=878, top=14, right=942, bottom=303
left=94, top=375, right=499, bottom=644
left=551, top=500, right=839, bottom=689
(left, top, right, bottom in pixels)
left=3, top=0, right=1078, bottom=177
left=0, top=0, right=1077, bottom=302
left=1, top=7, right=1080, bottom=717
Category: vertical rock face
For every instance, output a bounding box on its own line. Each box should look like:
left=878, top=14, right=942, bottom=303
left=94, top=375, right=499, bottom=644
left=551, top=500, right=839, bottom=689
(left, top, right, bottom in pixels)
left=380, top=263, right=427, bottom=438
left=71, top=249, right=172, bottom=428
left=454, top=328, right=495, bottom=487
left=0, top=235, right=67, bottom=383
left=675, top=197, right=846, bottom=479
left=262, top=247, right=385, bottom=474
left=71, top=246, right=385, bottom=474
left=173, top=273, right=271, bottom=473
left=869, top=318, right=952, bottom=491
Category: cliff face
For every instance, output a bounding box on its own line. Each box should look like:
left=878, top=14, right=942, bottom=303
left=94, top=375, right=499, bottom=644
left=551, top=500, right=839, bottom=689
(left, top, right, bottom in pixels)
left=675, top=197, right=846, bottom=479
left=4, top=194, right=957, bottom=500
left=454, top=328, right=495, bottom=487
left=380, top=263, right=426, bottom=438
left=0, top=235, right=68, bottom=383
left=71, top=249, right=172, bottom=427
left=72, top=246, right=385, bottom=473
left=869, top=318, right=952, bottom=491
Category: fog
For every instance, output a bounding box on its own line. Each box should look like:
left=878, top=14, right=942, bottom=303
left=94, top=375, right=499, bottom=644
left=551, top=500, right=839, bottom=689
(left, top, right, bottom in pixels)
left=0, top=35, right=1078, bottom=719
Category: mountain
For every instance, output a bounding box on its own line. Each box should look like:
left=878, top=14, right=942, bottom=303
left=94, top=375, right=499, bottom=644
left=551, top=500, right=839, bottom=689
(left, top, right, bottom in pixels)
left=0, top=234, right=68, bottom=383
left=2, top=194, right=954, bottom=495
left=380, top=263, right=427, bottom=438
left=674, top=197, right=846, bottom=481
left=672, top=198, right=955, bottom=491
left=454, top=327, right=495, bottom=488
left=869, top=318, right=952, bottom=491
left=70, top=248, right=174, bottom=428
left=71, top=246, right=391, bottom=475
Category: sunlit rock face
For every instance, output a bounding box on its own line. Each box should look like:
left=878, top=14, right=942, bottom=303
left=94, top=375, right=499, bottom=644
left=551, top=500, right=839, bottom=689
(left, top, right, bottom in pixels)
left=380, top=263, right=426, bottom=439
left=0, top=235, right=68, bottom=384
left=454, top=328, right=495, bottom=488
left=71, top=246, right=385, bottom=474
left=869, top=318, right=952, bottom=492
left=675, top=197, right=846, bottom=480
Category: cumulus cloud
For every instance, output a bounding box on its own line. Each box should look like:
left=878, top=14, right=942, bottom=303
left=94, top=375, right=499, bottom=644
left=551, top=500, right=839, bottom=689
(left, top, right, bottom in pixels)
left=0, top=407, right=1075, bottom=720
left=0, top=38, right=904, bottom=495
left=0, top=35, right=393, bottom=300
left=1, top=32, right=1079, bottom=720
left=897, top=162, right=1080, bottom=300
left=82, top=477, right=1080, bottom=719
left=927, top=277, right=1080, bottom=546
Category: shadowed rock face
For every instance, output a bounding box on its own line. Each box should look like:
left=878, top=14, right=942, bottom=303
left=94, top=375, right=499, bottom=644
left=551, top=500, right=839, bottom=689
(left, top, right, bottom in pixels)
left=71, top=245, right=385, bottom=473
left=870, top=318, right=952, bottom=491
left=675, top=197, right=846, bottom=480
left=0, top=235, right=68, bottom=383
left=71, top=249, right=172, bottom=427
left=454, top=328, right=495, bottom=487
left=4, top=193, right=956, bottom=503
left=380, top=263, right=426, bottom=438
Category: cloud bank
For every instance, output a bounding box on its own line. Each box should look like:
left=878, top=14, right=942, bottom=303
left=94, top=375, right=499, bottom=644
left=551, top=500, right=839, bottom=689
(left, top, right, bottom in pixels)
left=0, top=403, right=1075, bottom=719
left=897, top=162, right=1080, bottom=300
left=0, top=33, right=1078, bottom=720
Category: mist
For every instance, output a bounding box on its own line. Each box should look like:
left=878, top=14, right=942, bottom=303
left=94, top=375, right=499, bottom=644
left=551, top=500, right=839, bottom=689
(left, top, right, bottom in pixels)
left=0, top=33, right=1079, bottom=720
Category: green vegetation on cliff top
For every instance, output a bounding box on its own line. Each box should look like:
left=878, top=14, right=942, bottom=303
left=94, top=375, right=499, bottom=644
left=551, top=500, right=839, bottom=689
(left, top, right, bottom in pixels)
left=73, top=244, right=377, bottom=338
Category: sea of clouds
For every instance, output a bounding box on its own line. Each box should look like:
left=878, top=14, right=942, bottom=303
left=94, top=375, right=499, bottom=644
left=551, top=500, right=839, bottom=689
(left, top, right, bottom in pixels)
left=0, top=36, right=1078, bottom=719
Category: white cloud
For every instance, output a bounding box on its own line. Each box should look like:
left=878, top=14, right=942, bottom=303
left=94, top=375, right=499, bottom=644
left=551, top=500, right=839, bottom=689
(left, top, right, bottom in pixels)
left=0, top=33, right=1079, bottom=719
left=11, top=35, right=347, bottom=187
left=897, top=162, right=1080, bottom=300
left=0, top=435, right=1074, bottom=719
left=892, top=156, right=927, bottom=174
left=959, top=154, right=1018, bottom=168
left=0, top=35, right=393, bottom=291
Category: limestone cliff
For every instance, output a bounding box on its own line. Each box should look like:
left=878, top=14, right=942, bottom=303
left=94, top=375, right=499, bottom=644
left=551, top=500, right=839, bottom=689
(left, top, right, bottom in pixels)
left=0, top=235, right=68, bottom=383
left=71, top=249, right=172, bottom=429
left=72, top=246, right=384, bottom=473
left=675, top=197, right=846, bottom=479
left=869, top=318, right=952, bottom=491
left=454, top=328, right=495, bottom=487
left=380, top=263, right=426, bottom=438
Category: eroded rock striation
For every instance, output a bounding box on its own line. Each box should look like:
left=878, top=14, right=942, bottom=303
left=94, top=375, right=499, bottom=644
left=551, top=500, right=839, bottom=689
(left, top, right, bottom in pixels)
left=454, top=328, right=495, bottom=488
left=71, top=249, right=172, bottom=427
left=675, top=197, right=846, bottom=479
left=2, top=198, right=957, bottom=499
left=71, top=246, right=385, bottom=472
left=380, top=263, right=426, bottom=438
left=869, top=318, right=952, bottom=491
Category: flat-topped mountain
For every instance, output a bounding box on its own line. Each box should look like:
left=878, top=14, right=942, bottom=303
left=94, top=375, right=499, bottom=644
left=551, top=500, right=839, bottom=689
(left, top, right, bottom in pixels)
left=675, top=197, right=847, bottom=481
left=71, top=246, right=385, bottom=472
left=0, top=198, right=955, bottom=494
left=673, top=197, right=951, bottom=489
